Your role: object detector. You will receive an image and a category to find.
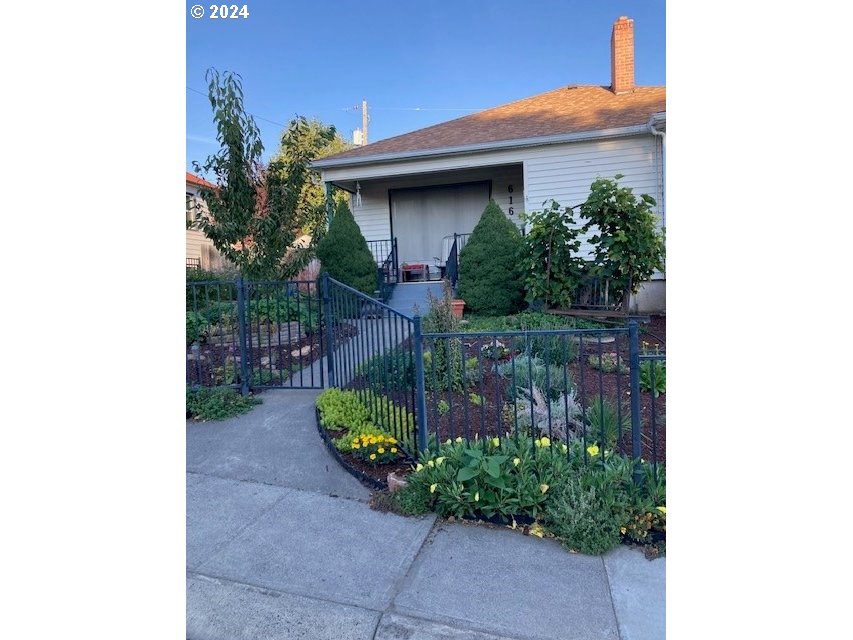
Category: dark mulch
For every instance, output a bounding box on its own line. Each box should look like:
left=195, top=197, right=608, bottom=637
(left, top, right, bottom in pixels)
left=344, top=315, right=666, bottom=465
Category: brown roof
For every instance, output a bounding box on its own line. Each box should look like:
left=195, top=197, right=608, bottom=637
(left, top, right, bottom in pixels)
left=320, top=85, right=665, bottom=163
left=186, top=171, right=215, bottom=188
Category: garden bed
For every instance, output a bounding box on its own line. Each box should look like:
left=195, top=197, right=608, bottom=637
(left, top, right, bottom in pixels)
left=345, top=315, right=666, bottom=464
left=187, top=323, right=357, bottom=388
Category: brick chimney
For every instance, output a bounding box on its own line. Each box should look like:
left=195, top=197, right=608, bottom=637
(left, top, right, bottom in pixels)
left=610, top=16, right=635, bottom=94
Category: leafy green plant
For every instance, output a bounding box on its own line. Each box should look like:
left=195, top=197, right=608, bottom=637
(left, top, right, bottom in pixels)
left=392, top=482, right=433, bottom=516
left=514, top=384, right=582, bottom=441
left=361, top=392, right=416, bottom=445
left=186, top=312, right=208, bottom=346
left=519, top=200, right=586, bottom=309
left=186, top=386, right=261, bottom=421
left=456, top=200, right=525, bottom=316
left=212, top=357, right=240, bottom=386
left=468, top=392, right=483, bottom=406
left=437, top=399, right=450, bottom=416
left=332, top=424, right=388, bottom=453
left=583, top=399, right=630, bottom=448
left=497, top=355, right=570, bottom=401
left=359, top=347, right=414, bottom=391
left=580, top=175, right=666, bottom=309
left=544, top=475, right=629, bottom=555
left=587, top=352, right=627, bottom=374
left=316, top=200, right=377, bottom=295
left=315, top=389, right=372, bottom=432
left=639, top=360, right=666, bottom=397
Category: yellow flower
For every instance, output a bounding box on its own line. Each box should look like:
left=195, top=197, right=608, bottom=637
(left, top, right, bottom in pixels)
left=587, top=444, right=600, bottom=457
left=427, top=460, right=434, bottom=468
left=377, top=448, right=385, bottom=454
left=491, top=437, right=500, bottom=447
left=430, top=483, right=437, bottom=493
left=388, top=438, right=396, bottom=444
left=534, top=438, right=541, bottom=447
left=455, top=437, right=463, bottom=443
left=539, top=484, right=549, bottom=494
left=415, top=463, right=424, bottom=472
left=529, top=523, right=545, bottom=538
left=657, top=506, right=666, bottom=515
left=352, top=443, right=360, bottom=449
left=391, top=447, right=397, bottom=453
left=561, top=444, right=568, bottom=454
left=474, top=491, right=479, bottom=502
left=513, top=457, right=521, bottom=467
left=445, top=439, right=451, bottom=445
left=620, top=527, right=627, bottom=535
left=540, top=436, right=551, bottom=447
left=369, top=454, right=376, bottom=460
left=435, top=457, right=445, bottom=465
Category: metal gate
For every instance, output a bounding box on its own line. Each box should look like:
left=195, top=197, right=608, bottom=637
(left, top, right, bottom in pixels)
left=186, top=277, right=325, bottom=392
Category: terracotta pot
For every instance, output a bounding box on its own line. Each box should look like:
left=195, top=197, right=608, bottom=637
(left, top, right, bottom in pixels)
left=451, top=299, right=465, bottom=318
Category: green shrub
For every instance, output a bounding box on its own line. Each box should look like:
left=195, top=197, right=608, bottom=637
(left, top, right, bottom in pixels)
left=186, top=386, right=261, bottom=421
left=497, top=355, right=569, bottom=401
left=544, top=475, right=629, bottom=555
left=315, top=389, right=372, bottom=432
left=186, top=274, right=237, bottom=311
left=587, top=352, right=627, bottom=374
left=393, top=481, right=433, bottom=515
left=316, top=201, right=377, bottom=295
left=583, top=398, right=630, bottom=448
left=639, top=360, right=666, bottom=397
left=186, top=311, right=208, bottom=346
left=456, top=200, right=524, bottom=316
left=360, top=348, right=414, bottom=391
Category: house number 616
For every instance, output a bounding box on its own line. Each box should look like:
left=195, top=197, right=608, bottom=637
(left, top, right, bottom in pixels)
left=508, top=184, right=514, bottom=215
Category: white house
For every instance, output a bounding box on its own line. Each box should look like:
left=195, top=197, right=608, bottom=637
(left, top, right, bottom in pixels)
left=313, top=16, right=665, bottom=313
left=186, top=171, right=229, bottom=272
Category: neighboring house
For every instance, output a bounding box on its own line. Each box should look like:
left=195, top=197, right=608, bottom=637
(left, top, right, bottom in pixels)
left=313, top=16, right=665, bottom=313
left=186, top=171, right=228, bottom=271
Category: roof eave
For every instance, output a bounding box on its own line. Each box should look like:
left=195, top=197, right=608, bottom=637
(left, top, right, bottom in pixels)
left=312, top=123, right=658, bottom=170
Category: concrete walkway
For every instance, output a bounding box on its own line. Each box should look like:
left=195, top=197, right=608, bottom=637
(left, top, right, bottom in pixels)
left=187, top=389, right=665, bottom=639
left=387, top=282, right=445, bottom=317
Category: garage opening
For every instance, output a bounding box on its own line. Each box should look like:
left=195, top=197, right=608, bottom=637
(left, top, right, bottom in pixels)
left=390, top=181, right=490, bottom=268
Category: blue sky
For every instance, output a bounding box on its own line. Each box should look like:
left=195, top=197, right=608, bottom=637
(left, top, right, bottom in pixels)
left=186, top=0, right=665, bottom=172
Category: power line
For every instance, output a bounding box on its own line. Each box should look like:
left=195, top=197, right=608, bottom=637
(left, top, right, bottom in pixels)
left=187, top=86, right=287, bottom=127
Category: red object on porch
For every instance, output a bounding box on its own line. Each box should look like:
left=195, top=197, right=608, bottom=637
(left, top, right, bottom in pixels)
left=401, top=263, right=429, bottom=282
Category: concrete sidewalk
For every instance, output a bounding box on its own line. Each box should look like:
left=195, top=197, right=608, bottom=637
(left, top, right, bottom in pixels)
left=187, top=390, right=665, bottom=639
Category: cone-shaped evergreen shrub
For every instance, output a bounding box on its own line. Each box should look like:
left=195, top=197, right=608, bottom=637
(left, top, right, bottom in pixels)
left=316, top=200, right=377, bottom=295
left=456, top=200, right=524, bottom=316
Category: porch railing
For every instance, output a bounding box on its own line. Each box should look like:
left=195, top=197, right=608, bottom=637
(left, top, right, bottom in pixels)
left=444, top=233, right=470, bottom=292
left=370, top=238, right=398, bottom=303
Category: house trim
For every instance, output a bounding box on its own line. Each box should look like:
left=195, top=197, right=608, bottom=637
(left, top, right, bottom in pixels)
left=313, top=123, right=651, bottom=170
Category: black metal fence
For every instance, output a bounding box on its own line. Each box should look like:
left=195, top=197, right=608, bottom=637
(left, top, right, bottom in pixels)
left=323, top=275, right=419, bottom=450
left=322, top=275, right=666, bottom=481
left=367, top=238, right=398, bottom=303
left=186, top=278, right=326, bottom=391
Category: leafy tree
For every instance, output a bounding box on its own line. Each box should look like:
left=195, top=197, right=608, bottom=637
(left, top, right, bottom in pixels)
left=270, top=117, right=352, bottom=239
left=580, top=175, right=665, bottom=310
left=520, top=200, right=587, bottom=309
left=456, top=200, right=524, bottom=316
left=316, top=200, right=376, bottom=295
left=189, top=69, right=332, bottom=279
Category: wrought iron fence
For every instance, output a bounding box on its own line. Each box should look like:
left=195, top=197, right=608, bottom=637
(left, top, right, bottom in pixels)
left=186, top=278, right=325, bottom=391
left=320, top=273, right=666, bottom=480
left=324, top=275, right=419, bottom=451
left=367, top=238, right=398, bottom=303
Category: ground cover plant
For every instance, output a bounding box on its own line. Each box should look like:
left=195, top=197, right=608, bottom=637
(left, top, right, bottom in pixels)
left=388, top=436, right=665, bottom=556
left=186, top=386, right=261, bottom=421
left=315, top=389, right=411, bottom=483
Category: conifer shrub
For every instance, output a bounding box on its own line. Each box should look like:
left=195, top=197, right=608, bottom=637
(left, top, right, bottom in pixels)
left=316, top=201, right=377, bottom=295
left=456, top=200, right=524, bottom=316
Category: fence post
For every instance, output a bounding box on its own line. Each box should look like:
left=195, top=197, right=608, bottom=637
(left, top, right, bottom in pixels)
left=628, top=319, right=643, bottom=485
left=322, top=273, right=336, bottom=388
left=412, top=315, right=429, bottom=453
left=235, top=275, right=251, bottom=396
